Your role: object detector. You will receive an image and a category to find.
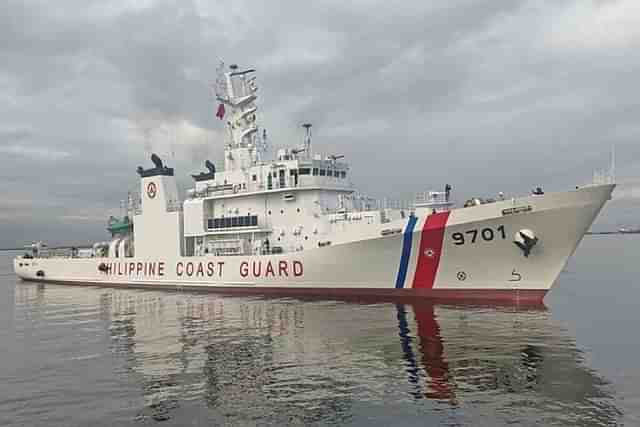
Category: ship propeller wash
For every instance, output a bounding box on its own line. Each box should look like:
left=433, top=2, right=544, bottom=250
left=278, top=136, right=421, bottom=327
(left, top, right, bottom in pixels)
left=14, top=64, right=615, bottom=302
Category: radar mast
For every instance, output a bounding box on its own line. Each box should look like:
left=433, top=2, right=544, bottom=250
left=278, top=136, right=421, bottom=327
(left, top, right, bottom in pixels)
left=214, top=62, right=264, bottom=170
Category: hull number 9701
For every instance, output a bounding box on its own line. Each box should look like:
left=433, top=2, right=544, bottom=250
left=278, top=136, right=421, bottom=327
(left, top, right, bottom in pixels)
left=452, top=225, right=506, bottom=245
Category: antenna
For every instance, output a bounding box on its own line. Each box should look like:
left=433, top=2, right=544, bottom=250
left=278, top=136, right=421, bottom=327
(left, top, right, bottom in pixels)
left=610, top=144, right=616, bottom=183
left=214, top=60, right=226, bottom=100
left=143, top=126, right=152, bottom=157
left=302, top=123, right=312, bottom=159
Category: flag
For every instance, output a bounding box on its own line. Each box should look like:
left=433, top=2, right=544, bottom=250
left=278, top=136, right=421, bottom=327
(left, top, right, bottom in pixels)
left=215, top=103, right=225, bottom=119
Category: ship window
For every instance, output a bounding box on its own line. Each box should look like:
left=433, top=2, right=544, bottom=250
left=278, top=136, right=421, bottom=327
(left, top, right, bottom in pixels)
left=297, top=208, right=300, bottom=213
left=280, top=209, right=284, bottom=214
left=211, top=215, right=258, bottom=229
left=333, top=170, right=339, bottom=177
left=252, top=174, right=257, bottom=181
left=312, top=168, right=319, bottom=176
left=319, top=169, right=326, bottom=176
left=268, top=210, right=272, bottom=215
left=299, top=168, right=310, bottom=175
left=340, top=171, right=346, bottom=178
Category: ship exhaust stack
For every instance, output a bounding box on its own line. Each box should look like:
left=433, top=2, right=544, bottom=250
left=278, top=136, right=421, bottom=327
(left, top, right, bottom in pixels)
left=133, top=154, right=184, bottom=258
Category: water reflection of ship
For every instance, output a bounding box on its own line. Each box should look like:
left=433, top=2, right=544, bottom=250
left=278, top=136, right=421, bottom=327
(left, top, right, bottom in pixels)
left=13, top=284, right=621, bottom=424
left=107, top=294, right=620, bottom=424
left=397, top=302, right=620, bottom=425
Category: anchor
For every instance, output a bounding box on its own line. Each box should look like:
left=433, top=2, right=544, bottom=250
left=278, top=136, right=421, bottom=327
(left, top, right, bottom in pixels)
left=513, top=229, right=538, bottom=257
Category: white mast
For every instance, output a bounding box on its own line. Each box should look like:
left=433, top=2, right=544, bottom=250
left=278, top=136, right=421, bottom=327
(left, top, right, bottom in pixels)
left=215, top=63, right=261, bottom=170
left=302, top=123, right=312, bottom=159
left=610, top=143, right=616, bottom=183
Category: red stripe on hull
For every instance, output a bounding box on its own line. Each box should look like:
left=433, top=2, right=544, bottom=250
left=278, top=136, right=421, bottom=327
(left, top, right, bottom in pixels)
left=412, top=212, right=450, bottom=289
left=19, top=278, right=547, bottom=305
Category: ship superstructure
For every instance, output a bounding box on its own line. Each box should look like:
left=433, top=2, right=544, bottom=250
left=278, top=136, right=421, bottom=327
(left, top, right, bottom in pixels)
left=129, top=64, right=409, bottom=261
left=14, top=63, right=615, bottom=303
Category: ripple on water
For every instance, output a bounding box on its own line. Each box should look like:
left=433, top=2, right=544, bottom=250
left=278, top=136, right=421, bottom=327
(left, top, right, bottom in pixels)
left=0, top=275, right=624, bottom=426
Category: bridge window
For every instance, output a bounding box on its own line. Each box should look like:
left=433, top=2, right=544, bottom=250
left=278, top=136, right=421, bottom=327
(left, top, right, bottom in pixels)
left=208, top=215, right=258, bottom=229
left=333, top=170, right=339, bottom=177
left=319, top=169, right=326, bottom=176
left=312, top=168, right=318, bottom=176
left=299, top=168, right=310, bottom=175
left=340, top=171, right=346, bottom=178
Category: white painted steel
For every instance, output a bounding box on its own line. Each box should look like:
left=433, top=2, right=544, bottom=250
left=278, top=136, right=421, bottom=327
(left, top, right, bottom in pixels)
left=14, top=184, right=613, bottom=294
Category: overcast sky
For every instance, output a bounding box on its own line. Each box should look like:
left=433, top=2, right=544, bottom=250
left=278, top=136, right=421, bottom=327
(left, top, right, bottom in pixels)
left=1, top=0, right=640, bottom=247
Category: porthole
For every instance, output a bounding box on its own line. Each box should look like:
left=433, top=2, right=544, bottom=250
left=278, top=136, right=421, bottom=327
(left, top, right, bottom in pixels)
left=304, top=236, right=308, bottom=240
left=268, top=210, right=272, bottom=215
left=280, top=209, right=284, bottom=214
left=297, top=208, right=300, bottom=213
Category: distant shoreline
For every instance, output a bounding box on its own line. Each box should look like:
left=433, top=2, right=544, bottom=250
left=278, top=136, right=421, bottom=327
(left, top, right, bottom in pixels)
left=586, top=231, right=640, bottom=235
left=0, top=244, right=93, bottom=252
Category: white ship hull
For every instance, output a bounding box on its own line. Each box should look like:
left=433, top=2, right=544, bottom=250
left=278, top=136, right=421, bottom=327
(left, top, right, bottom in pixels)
left=14, top=184, right=613, bottom=303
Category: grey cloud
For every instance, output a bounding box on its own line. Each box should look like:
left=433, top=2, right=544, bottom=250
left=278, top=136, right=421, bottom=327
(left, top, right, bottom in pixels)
left=1, top=0, right=640, bottom=247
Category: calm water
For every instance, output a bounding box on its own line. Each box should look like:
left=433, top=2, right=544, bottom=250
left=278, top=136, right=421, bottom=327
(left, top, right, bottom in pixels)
left=1, top=236, right=639, bottom=426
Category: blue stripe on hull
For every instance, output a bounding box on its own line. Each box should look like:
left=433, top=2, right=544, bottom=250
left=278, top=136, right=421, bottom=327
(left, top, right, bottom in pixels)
left=395, top=215, right=418, bottom=289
